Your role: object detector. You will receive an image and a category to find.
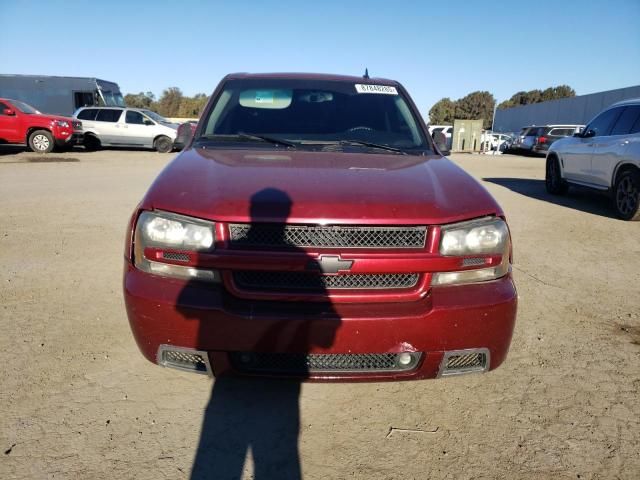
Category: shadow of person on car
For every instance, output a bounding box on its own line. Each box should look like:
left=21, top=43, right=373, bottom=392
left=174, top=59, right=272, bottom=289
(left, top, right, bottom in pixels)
left=176, top=188, right=341, bottom=480
left=482, top=177, right=620, bottom=219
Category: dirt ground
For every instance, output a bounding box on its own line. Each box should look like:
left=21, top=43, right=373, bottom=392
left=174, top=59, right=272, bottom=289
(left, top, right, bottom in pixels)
left=1, top=146, right=639, bottom=480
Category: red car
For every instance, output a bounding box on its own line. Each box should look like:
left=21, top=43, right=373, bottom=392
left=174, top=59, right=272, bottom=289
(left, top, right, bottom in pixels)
left=0, top=98, right=83, bottom=153
left=124, top=73, right=517, bottom=381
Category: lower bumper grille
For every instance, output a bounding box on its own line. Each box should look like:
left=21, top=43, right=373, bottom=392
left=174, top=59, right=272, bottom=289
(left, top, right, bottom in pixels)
left=229, top=352, right=422, bottom=374
left=233, top=271, right=419, bottom=291
left=157, top=345, right=210, bottom=374
left=438, top=349, right=489, bottom=377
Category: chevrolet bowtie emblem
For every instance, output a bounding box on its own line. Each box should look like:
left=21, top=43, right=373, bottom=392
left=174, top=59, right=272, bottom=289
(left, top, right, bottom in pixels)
left=307, top=255, right=354, bottom=274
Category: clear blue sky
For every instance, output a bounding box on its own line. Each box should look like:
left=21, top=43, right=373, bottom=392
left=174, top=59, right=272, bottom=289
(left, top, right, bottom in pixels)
left=1, top=0, right=638, bottom=117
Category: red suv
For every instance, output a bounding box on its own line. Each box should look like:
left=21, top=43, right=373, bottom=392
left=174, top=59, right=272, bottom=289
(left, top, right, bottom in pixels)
left=123, top=73, right=517, bottom=381
left=0, top=98, right=83, bottom=153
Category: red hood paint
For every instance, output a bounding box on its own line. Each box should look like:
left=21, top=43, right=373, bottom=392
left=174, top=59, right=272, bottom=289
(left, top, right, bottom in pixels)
left=141, top=147, right=502, bottom=225
left=44, top=114, right=75, bottom=123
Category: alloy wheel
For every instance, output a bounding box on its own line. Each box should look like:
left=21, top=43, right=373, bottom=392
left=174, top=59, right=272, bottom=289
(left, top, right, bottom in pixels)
left=616, top=176, right=639, bottom=215
left=33, top=134, right=50, bottom=151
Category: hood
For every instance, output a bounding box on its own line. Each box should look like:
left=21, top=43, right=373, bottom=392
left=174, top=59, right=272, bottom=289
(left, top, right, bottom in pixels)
left=141, top=148, right=503, bottom=225
left=37, top=113, right=75, bottom=123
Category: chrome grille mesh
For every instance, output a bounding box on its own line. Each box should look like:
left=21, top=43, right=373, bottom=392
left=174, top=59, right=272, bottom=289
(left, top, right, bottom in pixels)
left=161, top=350, right=207, bottom=372
left=233, top=271, right=419, bottom=291
left=228, top=224, right=426, bottom=249
left=446, top=352, right=486, bottom=370
left=162, top=252, right=190, bottom=262
left=229, top=352, right=422, bottom=374
left=462, top=257, right=486, bottom=267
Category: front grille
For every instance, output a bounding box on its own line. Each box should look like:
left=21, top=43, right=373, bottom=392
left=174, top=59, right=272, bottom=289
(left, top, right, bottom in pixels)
left=233, top=271, right=419, bottom=291
left=229, top=352, right=422, bottom=374
left=228, top=224, right=426, bottom=249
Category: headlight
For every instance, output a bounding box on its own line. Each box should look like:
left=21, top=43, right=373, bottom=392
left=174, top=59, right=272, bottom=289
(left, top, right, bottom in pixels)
left=55, top=120, right=70, bottom=128
left=133, top=211, right=220, bottom=282
left=439, top=217, right=508, bottom=256
left=434, top=217, right=511, bottom=286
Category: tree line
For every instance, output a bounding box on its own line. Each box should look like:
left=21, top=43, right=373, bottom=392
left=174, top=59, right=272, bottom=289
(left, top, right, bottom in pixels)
left=428, top=85, right=575, bottom=128
left=124, top=88, right=208, bottom=118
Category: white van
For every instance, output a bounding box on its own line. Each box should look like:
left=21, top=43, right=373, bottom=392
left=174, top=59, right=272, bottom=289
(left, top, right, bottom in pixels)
left=73, top=107, right=178, bottom=152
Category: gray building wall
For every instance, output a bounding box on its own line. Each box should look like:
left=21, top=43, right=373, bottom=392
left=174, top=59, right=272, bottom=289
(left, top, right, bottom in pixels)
left=493, top=85, right=640, bottom=133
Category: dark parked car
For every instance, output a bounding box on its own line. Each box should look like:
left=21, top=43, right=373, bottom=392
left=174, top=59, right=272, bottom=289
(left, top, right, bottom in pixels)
left=123, top=73, right=517, bottom=381
left=531, top=125, right=584, bottom=155
left=512, top=125, right=583, bottom=154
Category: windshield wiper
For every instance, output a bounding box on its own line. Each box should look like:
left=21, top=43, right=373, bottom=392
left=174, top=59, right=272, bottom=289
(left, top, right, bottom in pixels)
left=236, top=133, right=297, bottom=148
left=196, top=133, right=297, bottom=148
left=339, top=140, right=408, bottom=155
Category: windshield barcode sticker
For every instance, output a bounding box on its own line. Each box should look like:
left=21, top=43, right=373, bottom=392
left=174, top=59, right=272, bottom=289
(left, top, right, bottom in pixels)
left=255, top=91, right=274, bottom=103
left=355, top=84, right=398, bottom=95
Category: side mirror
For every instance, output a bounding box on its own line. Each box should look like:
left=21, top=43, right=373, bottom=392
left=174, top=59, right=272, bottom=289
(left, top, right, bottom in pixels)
left=582, top=129, right=596, bottom=138
left=3, top=108, right=15, bottom=116
left=436, top=140, right=450, bottom=156
left=433, top=132, right=450, bottom=155
left=144, top=119, right=154, bottom=126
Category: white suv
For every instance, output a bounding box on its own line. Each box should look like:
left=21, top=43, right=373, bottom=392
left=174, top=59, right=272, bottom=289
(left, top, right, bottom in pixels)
left=545, top=99, right=640, bottom=220
left=73, top=107, right=178, bottom=153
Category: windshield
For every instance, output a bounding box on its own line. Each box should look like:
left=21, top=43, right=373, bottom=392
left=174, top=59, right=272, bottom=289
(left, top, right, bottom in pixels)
left=100, top=90, right=126, bottom=107
left=142, top=110, right=169, bottom=123
left=11, top=100, right=40, bottom=114
left=199, top=78, right=431, bottom=153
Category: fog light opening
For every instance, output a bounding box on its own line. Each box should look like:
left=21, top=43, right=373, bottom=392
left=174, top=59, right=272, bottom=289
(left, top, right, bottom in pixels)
left=395, top=352, right=420, bottom=370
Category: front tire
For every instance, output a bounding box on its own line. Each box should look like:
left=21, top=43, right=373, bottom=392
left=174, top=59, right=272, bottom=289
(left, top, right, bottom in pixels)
left=614, top=170, right=640, bottom=221
left=154, top=135, right=173, bottom=153
left=28, top=130, right=54, bottom=154
left=83, top=134, right=101, bottom=151
left=545, top=156, right=568, bottom=195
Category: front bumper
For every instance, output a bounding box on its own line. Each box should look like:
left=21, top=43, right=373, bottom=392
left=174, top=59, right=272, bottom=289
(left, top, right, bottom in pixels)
left=55, top=131, right=84, bottom=146
left=124, top=262, right=517, bottom=381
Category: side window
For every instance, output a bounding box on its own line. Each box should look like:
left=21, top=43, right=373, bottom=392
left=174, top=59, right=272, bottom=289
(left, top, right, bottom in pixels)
left=77, top=109, right=98, bottom=120
left=586, top=107, right=623, bottom=137
left=74, top=91, right=95, bottom=109
left=550, top=128, right=573, bottom=136
left=0, top=102, right=9, bottom=114
left=125, top=111, right=146, bottom=125
left=610, top=106, right=640, bottom=136
left=631, top=111, right=640, bottom=134
left=96, top=109, right=123, bottom=122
